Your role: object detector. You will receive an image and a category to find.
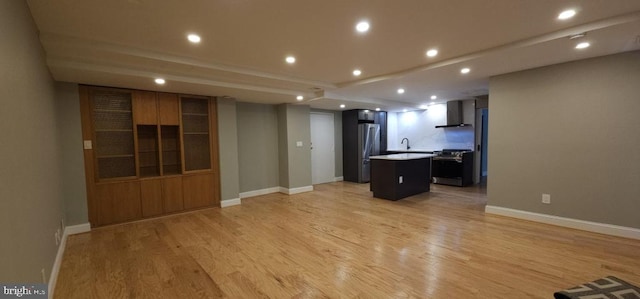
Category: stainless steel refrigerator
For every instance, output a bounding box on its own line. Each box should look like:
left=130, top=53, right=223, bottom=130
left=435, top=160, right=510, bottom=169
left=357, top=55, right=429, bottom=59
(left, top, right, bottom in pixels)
left=357, top=123, right=381, bottom=183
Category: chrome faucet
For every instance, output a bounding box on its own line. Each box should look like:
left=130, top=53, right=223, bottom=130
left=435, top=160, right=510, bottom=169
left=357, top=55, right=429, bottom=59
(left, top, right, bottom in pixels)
left=401, top=138, right=411, bottom=150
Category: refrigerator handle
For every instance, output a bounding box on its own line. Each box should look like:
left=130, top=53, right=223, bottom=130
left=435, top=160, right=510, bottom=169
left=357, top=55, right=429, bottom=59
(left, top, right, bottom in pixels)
left=368, top=126, right=375, bottom=155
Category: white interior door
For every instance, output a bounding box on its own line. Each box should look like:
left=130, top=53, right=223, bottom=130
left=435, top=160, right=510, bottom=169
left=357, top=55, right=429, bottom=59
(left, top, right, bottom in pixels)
left=310, top=113, right=335, bottom=185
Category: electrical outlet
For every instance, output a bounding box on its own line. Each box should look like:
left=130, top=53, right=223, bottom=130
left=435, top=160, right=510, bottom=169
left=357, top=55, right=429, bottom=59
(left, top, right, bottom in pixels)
left=542, top=194, right=551, bottom=204
left=41, top=268, right=47, bottom=284
left=399, top=176, right=403, bottom=184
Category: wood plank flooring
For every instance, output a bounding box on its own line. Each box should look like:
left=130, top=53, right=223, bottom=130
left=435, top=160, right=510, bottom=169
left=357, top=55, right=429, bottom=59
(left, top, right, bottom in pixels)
left=54, top=182, right=640, bottom=298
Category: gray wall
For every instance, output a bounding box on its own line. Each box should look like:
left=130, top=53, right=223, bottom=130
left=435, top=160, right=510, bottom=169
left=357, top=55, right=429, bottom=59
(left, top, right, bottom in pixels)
left=333, top=111, right=343, bottom=178
left=55, top=82, right=88, bottom=225
left=488, top=51, right=640, bottom=229
left=277, top=105, right=290, bottom=187
left=217, top=98, right=240, bottom=201
left=286, top=105, right=312, bottom=188
left=237, top=102, right=279, bottom=192
left=0, top=1, right=65, bottom=282
left=277, top=104, right=312, bottom=189
left=310, top=109, right=343, bottom=178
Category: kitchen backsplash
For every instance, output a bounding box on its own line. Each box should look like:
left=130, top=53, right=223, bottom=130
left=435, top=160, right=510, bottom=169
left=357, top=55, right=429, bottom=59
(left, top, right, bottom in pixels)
left=387, top=103, right=475, bottom=151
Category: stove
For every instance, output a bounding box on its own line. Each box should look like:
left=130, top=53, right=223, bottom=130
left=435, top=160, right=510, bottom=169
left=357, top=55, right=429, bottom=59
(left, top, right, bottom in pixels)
left=432, top=149, right=474, bottom=186
left=433, top=149, right=470, bottom=162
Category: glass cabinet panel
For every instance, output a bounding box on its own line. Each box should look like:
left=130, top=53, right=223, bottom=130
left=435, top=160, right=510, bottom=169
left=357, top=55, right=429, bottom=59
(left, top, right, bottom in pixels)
left=91, top=90, right=136, bottom=179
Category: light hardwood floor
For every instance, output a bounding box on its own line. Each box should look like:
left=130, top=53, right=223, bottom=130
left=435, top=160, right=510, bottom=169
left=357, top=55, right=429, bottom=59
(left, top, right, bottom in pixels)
left=55, top=182, right=640, bottom=298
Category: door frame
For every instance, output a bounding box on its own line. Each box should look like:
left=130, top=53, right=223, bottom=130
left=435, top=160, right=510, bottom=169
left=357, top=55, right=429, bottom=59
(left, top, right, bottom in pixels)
left=474, top=97, right=488, bottom=184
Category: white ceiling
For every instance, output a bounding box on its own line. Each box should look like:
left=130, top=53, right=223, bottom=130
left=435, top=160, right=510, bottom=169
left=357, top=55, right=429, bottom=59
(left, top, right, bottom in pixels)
left=27, top=0, right=640, bottom=111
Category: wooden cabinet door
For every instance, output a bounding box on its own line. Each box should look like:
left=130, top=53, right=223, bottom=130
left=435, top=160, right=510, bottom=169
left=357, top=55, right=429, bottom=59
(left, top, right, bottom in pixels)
left=95, top=181, right=142, bottom=225
left=182, top=173, right=214, bottom=209
left=162, top=177, right=184, bottom=212
left=158, top=93, right=180, bottom=125
left=133, top=91, right=158, bottom=125
left=140, top=179, right=163, bottom=217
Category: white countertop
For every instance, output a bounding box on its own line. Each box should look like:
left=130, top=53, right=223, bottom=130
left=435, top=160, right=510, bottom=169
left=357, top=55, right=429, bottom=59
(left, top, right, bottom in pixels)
left=386, top=148, right=438, bottom=153
left=370, top=153, right=437, bottom=160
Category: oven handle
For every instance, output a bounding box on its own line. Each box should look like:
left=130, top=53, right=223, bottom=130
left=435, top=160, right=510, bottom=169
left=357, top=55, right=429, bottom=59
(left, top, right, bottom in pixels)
left=433, top=157, right=463, bottom=163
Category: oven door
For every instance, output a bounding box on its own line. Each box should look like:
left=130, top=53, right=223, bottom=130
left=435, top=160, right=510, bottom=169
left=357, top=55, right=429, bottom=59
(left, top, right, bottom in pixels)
left=431, top=158, right=463, bottom=186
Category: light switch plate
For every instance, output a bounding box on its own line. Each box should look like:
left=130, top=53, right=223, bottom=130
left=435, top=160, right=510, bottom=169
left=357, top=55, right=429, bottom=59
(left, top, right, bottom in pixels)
left=296, top=141, right=303, bottom=147
left=83, top=140, right=92, bottom=149
left=542, top=194, right=551, bottom=204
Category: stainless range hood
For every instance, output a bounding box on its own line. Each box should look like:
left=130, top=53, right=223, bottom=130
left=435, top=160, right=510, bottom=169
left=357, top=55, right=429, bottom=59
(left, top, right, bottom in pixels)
left=435, top=101, right=472, bottom=128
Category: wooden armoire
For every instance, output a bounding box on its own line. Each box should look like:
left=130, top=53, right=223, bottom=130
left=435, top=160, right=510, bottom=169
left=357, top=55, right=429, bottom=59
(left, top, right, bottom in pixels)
left=79, top=85, right=220, bottom=227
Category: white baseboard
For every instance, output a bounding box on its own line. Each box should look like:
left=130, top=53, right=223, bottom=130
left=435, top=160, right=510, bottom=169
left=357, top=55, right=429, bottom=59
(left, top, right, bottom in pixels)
left=239, top=187, right=280, bottom=199
left=49, top=223, right=91, bottom=298
left=64, top=223, right=91, bottom=235
left=236, top=185, right=314, bottom=200
left=279, top=185, right=314, bottom=195
left=48, top=236, right=66, bottom=299
left=221, top=198, right=241, bottom=208
left=485, top=205, right=640, bottom=240
left=233, top=185, right=315, bottom=202
left=334, top=176, right=344, bottom=182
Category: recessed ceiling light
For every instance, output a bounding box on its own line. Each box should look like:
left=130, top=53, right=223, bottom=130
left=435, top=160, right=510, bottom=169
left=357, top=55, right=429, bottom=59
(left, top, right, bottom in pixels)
left=375, top=108, right=381, bottom=111
left=364, top=109, right=370, bottom=113
left=340, top=104, right=346, bottom=108
left=296, top=95, right=304, bottom=101
left=558, top=9, right=576, bottom=20
left=285, top=56, right=296, bottom=64
left=575, top=42, right=590, bottom=49
left=187, top=34, right=201, bottom=43
left=430, top=95, right=437, bottom=100
left=426, top=49, right=438, bottom=57
left=353, top=69, right=362, bottom=76
left=154, top=78, right=165, bottom=85
left=397, top=88, right=405, bottom=94
left=460, top=68, right=470, bottom=74
left=356, top=21, right=370, bottom=33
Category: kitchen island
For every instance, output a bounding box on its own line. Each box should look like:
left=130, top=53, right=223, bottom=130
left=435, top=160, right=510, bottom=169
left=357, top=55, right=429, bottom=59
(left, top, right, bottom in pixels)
left=369, top=153, right=436, bottom=200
